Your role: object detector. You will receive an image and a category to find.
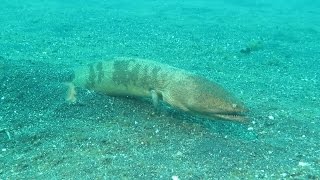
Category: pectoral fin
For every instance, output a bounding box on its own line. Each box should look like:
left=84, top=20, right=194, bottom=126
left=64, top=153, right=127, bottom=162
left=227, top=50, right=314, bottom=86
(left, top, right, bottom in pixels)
left=150, top=90, right=159, bottom=107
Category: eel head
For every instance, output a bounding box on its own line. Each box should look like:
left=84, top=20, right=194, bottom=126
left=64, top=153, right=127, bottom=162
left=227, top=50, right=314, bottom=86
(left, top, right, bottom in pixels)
left=164, top=76, right=248, bottom=122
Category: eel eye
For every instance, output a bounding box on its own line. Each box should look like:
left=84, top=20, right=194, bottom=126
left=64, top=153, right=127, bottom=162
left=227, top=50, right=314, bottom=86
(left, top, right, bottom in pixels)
left=232, top=103, right=237, bottom=108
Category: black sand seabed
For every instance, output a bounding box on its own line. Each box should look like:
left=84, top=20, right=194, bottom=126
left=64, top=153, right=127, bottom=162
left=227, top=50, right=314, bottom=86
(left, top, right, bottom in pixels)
left=0, top=0, right=319, bottom=179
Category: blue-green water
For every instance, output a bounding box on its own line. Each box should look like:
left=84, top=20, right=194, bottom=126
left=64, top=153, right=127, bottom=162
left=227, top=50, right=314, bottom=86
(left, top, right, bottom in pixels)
left=0, top=0, right=319, bottom=179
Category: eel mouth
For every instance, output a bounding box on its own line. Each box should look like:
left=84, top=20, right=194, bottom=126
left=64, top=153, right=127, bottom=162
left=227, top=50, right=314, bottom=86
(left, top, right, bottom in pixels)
left=212, top=112, right=247, bottom=122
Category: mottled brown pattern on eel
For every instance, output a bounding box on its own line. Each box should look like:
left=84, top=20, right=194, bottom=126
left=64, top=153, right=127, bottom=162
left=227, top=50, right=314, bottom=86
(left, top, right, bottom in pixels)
left=71, top=57, right=247, bottom=122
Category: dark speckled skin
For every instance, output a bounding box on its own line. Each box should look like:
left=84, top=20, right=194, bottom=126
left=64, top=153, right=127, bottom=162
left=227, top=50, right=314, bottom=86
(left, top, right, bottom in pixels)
left=72, top=57, right=247, bottom=122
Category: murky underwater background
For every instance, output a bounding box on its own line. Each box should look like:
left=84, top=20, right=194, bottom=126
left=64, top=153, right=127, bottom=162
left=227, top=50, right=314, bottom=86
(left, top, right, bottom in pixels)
left=0, top=0, right=319, bottom=179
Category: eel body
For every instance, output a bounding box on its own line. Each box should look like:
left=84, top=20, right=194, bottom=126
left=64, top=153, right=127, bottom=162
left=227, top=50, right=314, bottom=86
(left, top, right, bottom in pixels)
left=71, top=57, right=247, bottom=122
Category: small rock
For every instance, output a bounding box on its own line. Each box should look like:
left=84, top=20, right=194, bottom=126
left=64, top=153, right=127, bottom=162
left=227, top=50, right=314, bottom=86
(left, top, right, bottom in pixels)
left=298, top=161, right=310, bottom=167
left=268, top=115, right=275, bottom=120
left=172, top=175, right=179, bottom=180
left=280, top=173, right=287, bottom=177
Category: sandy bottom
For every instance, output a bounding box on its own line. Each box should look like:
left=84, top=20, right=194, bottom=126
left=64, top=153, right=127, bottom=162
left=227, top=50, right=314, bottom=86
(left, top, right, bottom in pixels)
left=1, top=0, right=319, bottom=179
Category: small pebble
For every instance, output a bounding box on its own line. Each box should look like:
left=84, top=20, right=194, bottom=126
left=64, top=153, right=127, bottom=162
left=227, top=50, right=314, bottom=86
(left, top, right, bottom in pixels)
left=280, top=173, right=287, bottom=177
left=298, top=161, right=310, bottom=167
left=176, top=151, right=183, bottom=156
left=172, top=175, right=179, bottom=180
left=268, top=115, right=274, bottom=120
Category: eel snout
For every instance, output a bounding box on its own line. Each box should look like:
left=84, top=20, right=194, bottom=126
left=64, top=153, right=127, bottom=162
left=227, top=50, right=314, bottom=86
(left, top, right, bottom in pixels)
left=207, top=102, right=248, bottom=122
left=211, top=111, right=247, bottom=122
